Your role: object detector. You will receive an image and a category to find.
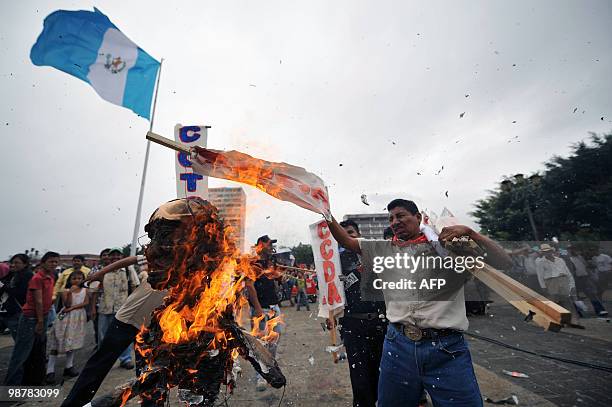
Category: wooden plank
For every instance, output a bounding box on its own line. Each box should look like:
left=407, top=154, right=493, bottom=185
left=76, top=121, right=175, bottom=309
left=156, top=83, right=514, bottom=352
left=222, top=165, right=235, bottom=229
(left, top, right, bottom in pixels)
left=480, top=265, right=571, bottom=324
left=469, top=265, right=563, bottom=331
left=328, top=310, right=339, bottom=363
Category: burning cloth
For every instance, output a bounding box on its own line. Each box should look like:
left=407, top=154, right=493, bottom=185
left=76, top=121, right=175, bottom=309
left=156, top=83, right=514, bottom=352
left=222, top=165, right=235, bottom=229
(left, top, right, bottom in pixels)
left=190, top=146, right=331, bottom=217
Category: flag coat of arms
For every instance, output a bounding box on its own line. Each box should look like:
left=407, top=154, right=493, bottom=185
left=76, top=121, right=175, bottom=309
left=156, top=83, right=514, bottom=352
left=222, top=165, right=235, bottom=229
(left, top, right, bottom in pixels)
left=30, top=8, right=160, bottom=119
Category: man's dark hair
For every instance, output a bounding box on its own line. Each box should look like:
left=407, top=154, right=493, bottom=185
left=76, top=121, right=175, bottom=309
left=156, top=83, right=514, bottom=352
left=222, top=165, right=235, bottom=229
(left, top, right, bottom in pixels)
left=72, top=255, right=85, bottom=261
left=339, top=219, right=360, bottom=233
left=383, top=227, right=394, bottom=240
left=41, top=251, right=60, bottom=263
left=387, top=199, right=419, bottom=215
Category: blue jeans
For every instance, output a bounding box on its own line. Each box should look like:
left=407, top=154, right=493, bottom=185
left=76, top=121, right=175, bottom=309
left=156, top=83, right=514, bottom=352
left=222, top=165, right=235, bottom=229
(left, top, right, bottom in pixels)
left=296, top=290, right=310, bottom=310
left=4, top=314, right=48, bottom=385
left=378, top=323, right=483, bottom=407
left=0, top=312, right=21, bottom=341
left=98, top=313, right=132, bottom=363
left=251, top=305, right=282, bottom=381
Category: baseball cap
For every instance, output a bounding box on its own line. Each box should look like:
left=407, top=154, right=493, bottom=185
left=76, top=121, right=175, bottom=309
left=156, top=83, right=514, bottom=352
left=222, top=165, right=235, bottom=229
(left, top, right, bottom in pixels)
left=256, top=235, right=277, bottom=245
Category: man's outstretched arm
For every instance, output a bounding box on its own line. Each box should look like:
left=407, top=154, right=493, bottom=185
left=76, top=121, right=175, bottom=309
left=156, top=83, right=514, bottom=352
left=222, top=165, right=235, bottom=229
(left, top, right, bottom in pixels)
left=326, top=216, right=361, bottom=254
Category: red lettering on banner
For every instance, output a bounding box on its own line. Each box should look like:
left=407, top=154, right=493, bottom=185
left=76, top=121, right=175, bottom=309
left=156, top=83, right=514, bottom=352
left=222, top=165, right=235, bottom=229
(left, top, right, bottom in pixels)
left=320, top=240, right=333, bottom=260
left=317, top=222, right=342, bottom=306
left=317, top=221, right=330, bottom=239
left=323, top=260, right=335, bottom=282
left=327, top=282, right=342, bottom=305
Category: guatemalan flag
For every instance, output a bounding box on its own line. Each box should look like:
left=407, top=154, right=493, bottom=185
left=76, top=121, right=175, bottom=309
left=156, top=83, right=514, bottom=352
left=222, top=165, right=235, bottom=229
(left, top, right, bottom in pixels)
left=30, top=8, right=160, bottom=119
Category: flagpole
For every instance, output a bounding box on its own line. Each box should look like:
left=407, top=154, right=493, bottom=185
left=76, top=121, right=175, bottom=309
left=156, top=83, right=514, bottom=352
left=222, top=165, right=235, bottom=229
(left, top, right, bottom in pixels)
left=130, top=58, right=164, bottom=256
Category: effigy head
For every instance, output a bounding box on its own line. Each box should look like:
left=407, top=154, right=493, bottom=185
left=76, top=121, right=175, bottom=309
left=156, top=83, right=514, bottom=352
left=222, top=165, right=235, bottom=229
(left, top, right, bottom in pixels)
left=143, top=197, right=232, bottom=290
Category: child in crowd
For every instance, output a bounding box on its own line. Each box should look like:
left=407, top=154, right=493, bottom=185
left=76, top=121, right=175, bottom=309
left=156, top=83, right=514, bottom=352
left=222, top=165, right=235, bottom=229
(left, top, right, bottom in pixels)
left=46, top=270, right=89, bottom=384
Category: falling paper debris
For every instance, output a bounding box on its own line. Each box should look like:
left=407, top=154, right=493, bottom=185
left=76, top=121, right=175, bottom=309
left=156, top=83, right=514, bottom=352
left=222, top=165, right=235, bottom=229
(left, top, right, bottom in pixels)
left=325, top=345, right=343, bottom=353
left=502, top=370, right=529, bottom=378
left=465, top=94, right=470, bottom=98
left=459, top=112, right=465, bottom=118
left=445, top=191, right=449, bottom=198
left=512, top=120, right=517, bottom=123
left=361, top=194, right=370, bottom=206
left=339, top=163, right=343, bottom=166
left=308, top=356, right=315, bottom=366
left=265, top=216, right=270, bottom=219
left=511, top=326, right=516, bottom=331
left=484, top=395, right=519, bottom=405
left=573, top=107, right=578, bottom=113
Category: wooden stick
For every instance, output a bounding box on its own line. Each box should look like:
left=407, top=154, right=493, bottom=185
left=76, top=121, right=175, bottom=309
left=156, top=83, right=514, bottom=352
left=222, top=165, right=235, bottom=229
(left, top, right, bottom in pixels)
left=275, top=264, right=313, bottom=273
left=328, top=310, right=339, bottom=363
left=146, top=131, right=192, bottom=154
left=470, top=264, right=565, bottom=331
left=478, top=264, right=571, bottom=324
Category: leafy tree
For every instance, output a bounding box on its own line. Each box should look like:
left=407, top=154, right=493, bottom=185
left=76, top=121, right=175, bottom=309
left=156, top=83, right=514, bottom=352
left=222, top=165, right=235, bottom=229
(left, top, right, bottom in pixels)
left=472, top=133, right=612, bottom=241
left=291, top=243, right=314, bottom=265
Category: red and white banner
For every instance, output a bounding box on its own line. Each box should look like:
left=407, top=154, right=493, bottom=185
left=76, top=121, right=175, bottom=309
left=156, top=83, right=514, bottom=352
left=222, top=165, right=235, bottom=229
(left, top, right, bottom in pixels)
left=190, top=146, right=331, bottom=217
left=309, top=220, right=345, bottom=318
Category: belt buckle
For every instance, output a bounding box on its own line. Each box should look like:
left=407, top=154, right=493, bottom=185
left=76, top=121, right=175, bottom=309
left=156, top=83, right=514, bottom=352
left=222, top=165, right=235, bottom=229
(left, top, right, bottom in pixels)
left=403, top=324, right=423, bottom=341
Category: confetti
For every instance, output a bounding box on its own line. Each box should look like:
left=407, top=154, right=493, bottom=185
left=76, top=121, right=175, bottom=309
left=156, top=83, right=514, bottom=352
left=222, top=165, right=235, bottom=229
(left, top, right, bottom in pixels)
left=459, top=112, right=465, bottom=118
left=360, top=194, right=370, bottom=206
left=502, top=370, right=529, bottom=378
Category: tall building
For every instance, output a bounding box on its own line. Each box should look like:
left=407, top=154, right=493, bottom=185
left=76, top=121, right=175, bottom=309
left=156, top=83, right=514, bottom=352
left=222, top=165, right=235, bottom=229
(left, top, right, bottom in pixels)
left=342, top=213, right=389, bottom=239
left=209, top=187, right=247, bottom=251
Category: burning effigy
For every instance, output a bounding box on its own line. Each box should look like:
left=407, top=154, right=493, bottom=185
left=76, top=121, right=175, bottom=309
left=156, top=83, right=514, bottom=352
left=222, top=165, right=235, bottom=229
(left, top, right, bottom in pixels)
left=91, top=198, right=285, bottom=406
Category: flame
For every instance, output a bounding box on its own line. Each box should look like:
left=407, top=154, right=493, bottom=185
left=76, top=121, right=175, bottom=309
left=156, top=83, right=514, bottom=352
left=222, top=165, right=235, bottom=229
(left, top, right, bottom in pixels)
left=119, top=388, right=131, bottom=407
left=191, top=146, right=330, bottom=215
left=136, top=203, right=283, bottom=365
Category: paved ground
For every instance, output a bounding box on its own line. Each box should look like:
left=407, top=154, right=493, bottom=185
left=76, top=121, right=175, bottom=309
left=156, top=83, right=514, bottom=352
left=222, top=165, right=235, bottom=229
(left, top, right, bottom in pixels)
left=1, top=300, right=609, bottom=406
left=466, top=300, right=612, bottom=407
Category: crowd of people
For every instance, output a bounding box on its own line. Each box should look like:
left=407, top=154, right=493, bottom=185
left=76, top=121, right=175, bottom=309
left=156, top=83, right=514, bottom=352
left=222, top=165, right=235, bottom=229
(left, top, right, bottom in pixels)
left=1, top=196, right=610, bottom=407
left=507, top=243, right=610, bottom=320
left=0, top=248, right=145, bottom=387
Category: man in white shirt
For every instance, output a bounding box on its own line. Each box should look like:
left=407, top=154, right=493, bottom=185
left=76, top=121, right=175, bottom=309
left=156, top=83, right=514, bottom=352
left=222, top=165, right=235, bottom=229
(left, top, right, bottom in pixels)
left=592, top=252, right=612, bottom=298
left=535, top=244, right=582, bottom=328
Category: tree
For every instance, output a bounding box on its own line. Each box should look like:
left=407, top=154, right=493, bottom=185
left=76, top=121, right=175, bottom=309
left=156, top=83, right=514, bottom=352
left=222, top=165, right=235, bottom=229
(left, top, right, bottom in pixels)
left=472, top=133, right=612, bottom=241
left=291, top=243, right=314, bottom=265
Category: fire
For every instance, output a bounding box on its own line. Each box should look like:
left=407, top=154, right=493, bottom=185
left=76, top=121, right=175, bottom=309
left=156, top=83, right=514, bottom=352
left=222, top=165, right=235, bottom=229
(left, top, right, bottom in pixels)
left=190, top=146, right=331, bottom=215
left=136, top=199, right=283, bottom=367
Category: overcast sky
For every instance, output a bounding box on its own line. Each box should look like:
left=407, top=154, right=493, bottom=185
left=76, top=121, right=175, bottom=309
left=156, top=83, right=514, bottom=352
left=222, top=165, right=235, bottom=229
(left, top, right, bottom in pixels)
left=1, top=0, right=611, bottom=260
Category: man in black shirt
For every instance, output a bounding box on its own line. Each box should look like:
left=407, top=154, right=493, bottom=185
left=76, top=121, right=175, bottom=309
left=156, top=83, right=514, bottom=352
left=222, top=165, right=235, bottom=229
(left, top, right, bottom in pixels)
left=246, top=235, right=283, bottom=391
left=338, top=220, right=387, bottom=407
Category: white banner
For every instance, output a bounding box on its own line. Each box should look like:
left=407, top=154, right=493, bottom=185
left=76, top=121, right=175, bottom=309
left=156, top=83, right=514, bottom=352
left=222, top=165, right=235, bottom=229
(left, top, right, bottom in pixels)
left=190, top=146, right=331, bottom=217
left=174, top=124, right=209, bottom=199
left=309, top=220, right=345, bottom=318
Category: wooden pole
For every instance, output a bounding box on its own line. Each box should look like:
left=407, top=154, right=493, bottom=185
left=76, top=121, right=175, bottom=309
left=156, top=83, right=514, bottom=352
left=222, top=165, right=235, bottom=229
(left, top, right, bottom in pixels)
left=328, top=310, right=339, bottom=363
left=146, top=131, right=191, bottom=154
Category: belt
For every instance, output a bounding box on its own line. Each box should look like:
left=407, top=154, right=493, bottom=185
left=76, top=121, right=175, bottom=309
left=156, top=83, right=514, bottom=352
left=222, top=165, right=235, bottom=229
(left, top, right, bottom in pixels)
left=392, top=322, right=458, bottom=341
left=344, top=312, right=382, bottom=321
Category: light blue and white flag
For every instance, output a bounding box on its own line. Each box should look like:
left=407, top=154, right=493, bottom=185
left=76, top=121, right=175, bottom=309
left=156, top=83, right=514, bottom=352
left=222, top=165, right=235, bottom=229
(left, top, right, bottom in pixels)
left=31, top=8, right=160, bottom=119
